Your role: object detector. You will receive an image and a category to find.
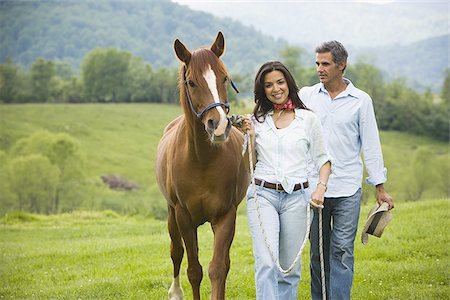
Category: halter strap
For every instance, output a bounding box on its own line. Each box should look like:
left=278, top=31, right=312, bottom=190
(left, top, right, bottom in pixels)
left=183, top=66, right=239, bottom=120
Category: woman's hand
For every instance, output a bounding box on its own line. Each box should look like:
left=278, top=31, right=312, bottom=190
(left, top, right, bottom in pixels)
left=240, top=114, right=254, bottom=135
left=232, top=114, right=254, bottom=135
left=234, top=114, right=254, bottom=135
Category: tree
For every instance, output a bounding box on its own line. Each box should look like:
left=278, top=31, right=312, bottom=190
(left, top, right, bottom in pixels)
left=9, top=131, right=84, bottom=213
left=0, top=150, right=16, bottom=215
left=57, top=76, right=84, bottom=103
left=8, top=154, right=60, bottom=214
left=228, top=72, right=253, bottom=104
left=126, top=56, right=154, bottom=102
left=47, top=133, right=84, bottom=212
left=0, top=58, right=19, bottom=103
left=10, top=130, right=55, bottom=158
left=151, top=67, right=178, bottom=103
left=54, top=60, right=74, bottom=80
left=30, top=58, right=56, bottom=102
left=441, top=68, right=449, bottom=106
left=280, top=46, right=304, bottom=82
left=346, top=60, right=385, bottom=114
left=81, top=48, right=132, bottom=102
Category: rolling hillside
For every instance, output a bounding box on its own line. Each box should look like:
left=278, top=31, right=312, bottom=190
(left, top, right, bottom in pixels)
left=0, top=104, right=448, bottom=217
left=0, top=0, right=285, bottom=75
left=361, top=34, right=449, bottom=91
left=1, top=0, right=448, bottom=91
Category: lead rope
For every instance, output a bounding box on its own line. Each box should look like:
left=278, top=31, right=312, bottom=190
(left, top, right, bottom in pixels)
left=233, top=115, right=326, bottom=295
left=245, top=132, right=310, bottom=275
left=319, top=208, right=326, bottom=300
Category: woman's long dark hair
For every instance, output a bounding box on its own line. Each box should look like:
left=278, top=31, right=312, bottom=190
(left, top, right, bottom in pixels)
left=253, top=61, right=308, bottom=122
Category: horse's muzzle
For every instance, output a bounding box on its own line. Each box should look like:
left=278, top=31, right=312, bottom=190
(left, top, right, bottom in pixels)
left=207, top=118, right=232, bottom=144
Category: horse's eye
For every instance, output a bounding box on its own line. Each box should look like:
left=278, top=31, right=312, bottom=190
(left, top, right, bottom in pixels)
left=223, top=76, right=228, bottom=83
left=188, top=80, right=196, bottom=87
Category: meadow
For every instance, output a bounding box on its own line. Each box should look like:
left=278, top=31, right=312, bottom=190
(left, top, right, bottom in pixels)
left=0, top=199, right=448, bottom=299
left=0, top=103, right=449, bottom=298
left=0, top=103, right=448, bottom=216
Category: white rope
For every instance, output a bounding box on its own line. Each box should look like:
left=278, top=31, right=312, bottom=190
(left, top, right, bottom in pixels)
left=319, top=208, right=326, bottom=300
left=246, top=132, right=311, bottom=275
left=240, top=117, right=327, bottom=296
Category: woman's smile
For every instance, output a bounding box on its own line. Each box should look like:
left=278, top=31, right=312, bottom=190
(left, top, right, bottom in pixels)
left=264, top=70, right=289, bottom=105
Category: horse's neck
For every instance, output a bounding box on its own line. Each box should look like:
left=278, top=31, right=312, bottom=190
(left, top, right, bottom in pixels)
left=183, top=117, right=217, bottom=161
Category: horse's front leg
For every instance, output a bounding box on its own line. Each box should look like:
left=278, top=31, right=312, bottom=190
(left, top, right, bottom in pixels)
left=175, top=204, right=203, bottom=300
left=209, top=208, right=237, bottom=300
left=168, top=205, right=184, bottom=300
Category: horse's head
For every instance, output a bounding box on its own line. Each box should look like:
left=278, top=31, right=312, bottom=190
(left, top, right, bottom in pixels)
left=174, top=32, right=236, bottom=144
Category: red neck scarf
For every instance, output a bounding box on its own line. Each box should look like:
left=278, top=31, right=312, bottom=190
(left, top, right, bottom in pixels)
left=273, top=99, right=296, bottom=110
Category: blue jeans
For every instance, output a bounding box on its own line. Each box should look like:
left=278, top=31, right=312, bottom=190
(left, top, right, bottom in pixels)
left=246, top=185, right=311, bottom=300
left=310, top=188, right=362, bottom=300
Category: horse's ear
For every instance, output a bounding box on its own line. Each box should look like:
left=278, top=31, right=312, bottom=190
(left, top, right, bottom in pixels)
left=174, top=39, right=191, bottom=65
left=210, top=31, right=225, bottom=58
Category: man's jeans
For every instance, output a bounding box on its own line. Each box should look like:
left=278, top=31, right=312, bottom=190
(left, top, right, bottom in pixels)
left=310, top=188, right=362, bottom=300
left=247, top=185, right=311, bottom=300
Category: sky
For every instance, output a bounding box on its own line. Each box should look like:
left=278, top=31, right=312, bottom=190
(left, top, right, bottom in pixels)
left=171, top=0, right=449, bottom=48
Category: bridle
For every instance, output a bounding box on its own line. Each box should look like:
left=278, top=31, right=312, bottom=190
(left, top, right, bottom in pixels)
left=183, top=65, right=239, bottom=120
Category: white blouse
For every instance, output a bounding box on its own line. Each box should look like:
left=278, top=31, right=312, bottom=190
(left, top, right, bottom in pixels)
left=253, top=108, right=331, bottom=194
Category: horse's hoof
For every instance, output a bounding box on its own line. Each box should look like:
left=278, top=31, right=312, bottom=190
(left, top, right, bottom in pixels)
left=168, top=291, right=184, bottom=300
left=168, top=278, right=184, bottom=300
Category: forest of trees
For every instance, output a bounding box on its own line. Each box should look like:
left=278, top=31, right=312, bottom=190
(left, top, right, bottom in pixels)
left=0, top=51, right=179, bottom=104
left=0, top=0, right=285, bottom=75
left=1, top=45, right=448, bottom=141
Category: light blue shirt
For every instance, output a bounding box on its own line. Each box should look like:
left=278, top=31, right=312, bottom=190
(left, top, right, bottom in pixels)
left=299, top=78, right=387, bottom=197
left=253, top=108, right=331, bottom=194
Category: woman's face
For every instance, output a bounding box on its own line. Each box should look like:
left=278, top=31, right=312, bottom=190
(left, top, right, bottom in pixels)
left=263, top=70, right=289, bottom=106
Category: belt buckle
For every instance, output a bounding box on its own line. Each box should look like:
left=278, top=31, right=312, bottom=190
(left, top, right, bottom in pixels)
left=275, top=183, right=283, bottom=192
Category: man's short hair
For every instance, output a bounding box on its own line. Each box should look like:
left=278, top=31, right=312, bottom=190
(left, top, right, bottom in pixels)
left=315, top=41, right=348, bottom=67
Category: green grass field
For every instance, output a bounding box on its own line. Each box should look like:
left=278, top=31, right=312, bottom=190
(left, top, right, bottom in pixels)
left=0, top=103, right=448, bottom=218
left=0, top=199, right=448, bottom=299
left=0, top=103, right=449, bottom=298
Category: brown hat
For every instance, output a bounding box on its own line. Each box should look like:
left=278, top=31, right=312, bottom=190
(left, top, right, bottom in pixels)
left=361, top=202, right=392, bottom=245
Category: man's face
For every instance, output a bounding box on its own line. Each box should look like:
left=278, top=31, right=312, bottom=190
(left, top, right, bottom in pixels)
left=315, top=52, right=345, bottom=85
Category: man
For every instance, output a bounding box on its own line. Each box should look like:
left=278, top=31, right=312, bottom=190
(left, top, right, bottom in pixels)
left=299, top=41, right=394, bottom=300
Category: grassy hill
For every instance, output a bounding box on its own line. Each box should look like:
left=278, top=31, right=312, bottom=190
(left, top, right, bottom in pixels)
left=1, top=1, right=447, bottom=92
left=362, top=34, right=450, bottom=92
left=0, top=0, right=284, bottom=74
left=0, top=103, right=448, bottom=217
left=0, top=199, right=448, bottom=298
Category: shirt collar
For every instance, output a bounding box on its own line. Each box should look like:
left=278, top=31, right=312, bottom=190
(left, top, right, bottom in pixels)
left=317, top=78, right=359, bottom=99
left=268, top=108, right=304, bottom=120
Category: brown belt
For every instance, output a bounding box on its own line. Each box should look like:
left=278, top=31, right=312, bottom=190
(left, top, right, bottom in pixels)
left=254, top=178, right=309, bottom=192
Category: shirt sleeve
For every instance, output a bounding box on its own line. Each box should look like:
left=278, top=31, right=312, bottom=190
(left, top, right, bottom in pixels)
left=307, top=112, right=333, bottom=173
left=359, top=96, right=388, bottom=185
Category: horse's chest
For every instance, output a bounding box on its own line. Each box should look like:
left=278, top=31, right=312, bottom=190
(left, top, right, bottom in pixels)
left=173, top=163, right=236, bottom=211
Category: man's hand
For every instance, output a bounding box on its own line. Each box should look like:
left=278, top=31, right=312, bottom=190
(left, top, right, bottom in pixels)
left=375, top=184, right=394, bottom=209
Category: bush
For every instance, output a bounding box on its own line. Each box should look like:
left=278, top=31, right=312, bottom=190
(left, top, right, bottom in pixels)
left=8, top=154, right=60, bottom=214
left=7, top=131, right=85, bottom=214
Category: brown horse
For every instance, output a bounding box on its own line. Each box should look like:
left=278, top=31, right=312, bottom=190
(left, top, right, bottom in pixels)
left=156, top=32, right=249, bottom=300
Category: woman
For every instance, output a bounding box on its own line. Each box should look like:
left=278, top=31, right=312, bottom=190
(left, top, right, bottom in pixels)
left=239, top=61, right=331, bottom=299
